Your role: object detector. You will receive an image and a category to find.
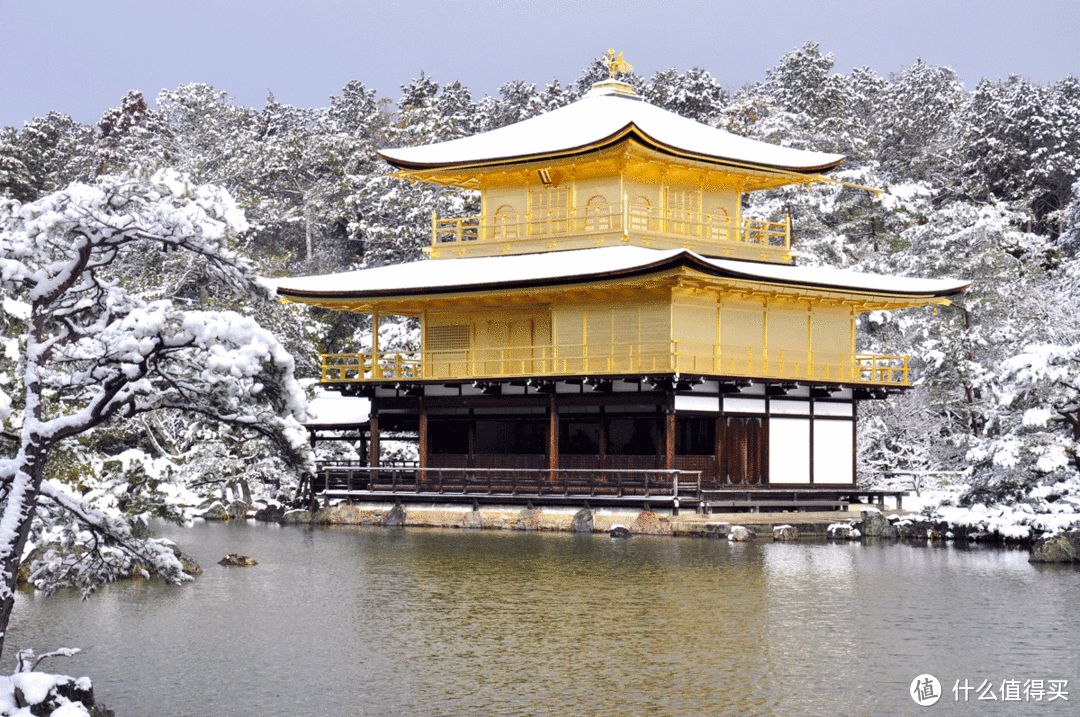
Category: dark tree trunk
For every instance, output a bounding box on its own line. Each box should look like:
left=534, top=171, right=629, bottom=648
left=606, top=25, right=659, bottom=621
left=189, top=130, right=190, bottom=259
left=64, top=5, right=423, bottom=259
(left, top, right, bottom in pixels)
left=0, top=440, right=48, bottom=662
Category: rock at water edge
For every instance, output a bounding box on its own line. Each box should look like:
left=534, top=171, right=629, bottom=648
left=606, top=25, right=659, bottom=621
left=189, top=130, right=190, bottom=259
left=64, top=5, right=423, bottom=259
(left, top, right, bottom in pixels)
left=1030, top=530, right=1080, bottom=563
left=320, top=504, right=379, bottom=525
left=893, top=517, right=942, bottom=540
left=254, top=504, right=286, bottom=522
left=773, top=525, right=798, bottom=541
left=281, top=509, right=313, bottom=524
left=703, top=522, right=730, bottom=539
left=861, top=509, right=900, bottom=539
left=631, top=511, right=669, bottom=535
left=168, top=543, right=203, bottom=576
left=218, top=554, right=258, bottom=567
left=382, top=504, right=407, bottom=527
left=827, top=522, right=861, bottom=540
left=12, top=672, right=96, bottom=715
left=199, top=502, right=228, bottom=521
left=460, top=510, right=484, bottom=530
left=570, top=507, right=594, bottom=534
left=728, top=525, right=756, bottom=541
left=226, top=500, right=250, bottom=520
left=512, top=508, right=542, bottom=531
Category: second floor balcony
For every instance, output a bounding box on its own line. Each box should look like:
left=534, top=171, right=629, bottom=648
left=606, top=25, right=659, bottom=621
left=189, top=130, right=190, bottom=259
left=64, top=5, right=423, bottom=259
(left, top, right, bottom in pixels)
left=318, top=340, right=910, bottom=387
left=427, top=198, right=792, bottom=263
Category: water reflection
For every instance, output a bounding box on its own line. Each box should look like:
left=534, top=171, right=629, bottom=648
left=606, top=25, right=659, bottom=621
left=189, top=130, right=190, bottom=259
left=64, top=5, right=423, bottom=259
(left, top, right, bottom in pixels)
left=7, top=523, right=1080, bottom=716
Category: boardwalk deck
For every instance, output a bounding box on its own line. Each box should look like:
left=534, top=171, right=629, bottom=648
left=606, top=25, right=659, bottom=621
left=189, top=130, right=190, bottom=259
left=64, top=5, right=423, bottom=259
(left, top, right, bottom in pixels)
left=310, top=463, right=906, bottom=513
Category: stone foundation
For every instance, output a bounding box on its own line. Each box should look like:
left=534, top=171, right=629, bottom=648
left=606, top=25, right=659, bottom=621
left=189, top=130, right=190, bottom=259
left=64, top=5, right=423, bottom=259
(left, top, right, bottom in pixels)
left=274, top=501, right=865, bottom=539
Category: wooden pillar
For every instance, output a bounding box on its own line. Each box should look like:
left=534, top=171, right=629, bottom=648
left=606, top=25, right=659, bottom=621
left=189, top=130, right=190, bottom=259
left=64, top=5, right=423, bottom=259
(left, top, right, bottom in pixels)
left=761, top=416, right=769, bottom=486
left=851, top=399, right=858, bottom=487
left=369, top=413, right=380, bottom=468
left=418, top=401, right=428, bottom=469
left=598, top=406, right=607, bottom=463
left=654, top=408, right=665, bottom=469
left=371, top=309, right=380, bottom=378
left=467, top=409, right=476, bottom=466
left=664, top=409, right=675, bottom=471
left=548, top=396, right=559, bottom=471
left=421, top=308, right=428, bottom=377
left=715, top=416, right=725, bottom=488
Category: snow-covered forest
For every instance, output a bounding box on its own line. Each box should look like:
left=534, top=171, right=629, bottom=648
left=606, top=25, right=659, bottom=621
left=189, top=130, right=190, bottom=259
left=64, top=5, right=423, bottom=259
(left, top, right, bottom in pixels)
left=3, top=40, right=1080, bottom=568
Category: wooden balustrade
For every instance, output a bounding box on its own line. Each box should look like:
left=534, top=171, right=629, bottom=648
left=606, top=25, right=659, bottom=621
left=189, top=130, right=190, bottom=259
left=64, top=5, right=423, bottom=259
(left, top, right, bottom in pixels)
left=319, top=342, right=910, bottom=386
left=431, top=199, right=789, bottom=250
left=313, top=463, right=699, bottom=501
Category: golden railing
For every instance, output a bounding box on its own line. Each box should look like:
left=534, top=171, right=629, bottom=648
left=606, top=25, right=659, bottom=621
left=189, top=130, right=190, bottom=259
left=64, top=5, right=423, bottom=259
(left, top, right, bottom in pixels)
left=320, top=341, right=909, bottom=386
left=431, top=200, right=789, bottom=250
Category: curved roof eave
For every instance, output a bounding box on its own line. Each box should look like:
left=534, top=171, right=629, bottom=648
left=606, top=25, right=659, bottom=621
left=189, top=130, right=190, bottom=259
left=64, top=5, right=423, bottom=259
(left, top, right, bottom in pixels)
left=272, top=247, right=969, bottom=304
left=379, top=87, right=846, bottom=176
left=379, top=123, right=845, bottom=176
left=678, top=253, right=969, bottom=299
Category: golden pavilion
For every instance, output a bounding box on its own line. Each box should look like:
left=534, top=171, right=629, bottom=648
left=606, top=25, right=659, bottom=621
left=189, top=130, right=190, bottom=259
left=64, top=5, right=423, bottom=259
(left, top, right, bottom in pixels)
left=275, top=59, right=968, bottom=510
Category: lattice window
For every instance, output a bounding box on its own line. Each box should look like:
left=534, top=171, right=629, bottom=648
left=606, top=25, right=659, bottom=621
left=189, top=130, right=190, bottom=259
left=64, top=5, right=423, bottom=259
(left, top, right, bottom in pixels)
left=427, top=324, right=470, bottom=352
left=493, top=204, right=518, bottom=239
left=665, top=188, right=700, bottom=235
left=708, top=205, right=730, bottom=241
left=531, top=185, right=570, bottom=234
left=629, top=196, right=651, bottom=231
left=585, top=195, right=610, bottom=231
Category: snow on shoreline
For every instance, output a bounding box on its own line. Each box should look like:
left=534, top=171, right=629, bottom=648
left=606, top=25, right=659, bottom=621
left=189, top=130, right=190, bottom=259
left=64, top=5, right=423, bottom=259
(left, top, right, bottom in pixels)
left=0, top=670, right=96, bottom=716
left=902, top=474, right=1080, bottom=543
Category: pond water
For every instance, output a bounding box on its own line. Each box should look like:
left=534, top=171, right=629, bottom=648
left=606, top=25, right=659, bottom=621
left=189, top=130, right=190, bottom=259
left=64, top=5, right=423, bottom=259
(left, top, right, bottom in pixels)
left=6, top=520, right=1080, bottom=716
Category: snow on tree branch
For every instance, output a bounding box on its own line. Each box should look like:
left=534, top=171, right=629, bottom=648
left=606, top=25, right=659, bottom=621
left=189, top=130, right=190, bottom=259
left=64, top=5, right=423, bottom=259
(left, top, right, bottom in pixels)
left=28, top=479, right=190, bottom=596
left=0, top=169, right=312, bottom=661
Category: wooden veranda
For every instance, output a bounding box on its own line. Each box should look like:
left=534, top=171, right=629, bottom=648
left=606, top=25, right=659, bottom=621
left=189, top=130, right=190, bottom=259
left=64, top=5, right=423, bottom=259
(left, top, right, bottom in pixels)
left=307, top=462, right=907, bottom=513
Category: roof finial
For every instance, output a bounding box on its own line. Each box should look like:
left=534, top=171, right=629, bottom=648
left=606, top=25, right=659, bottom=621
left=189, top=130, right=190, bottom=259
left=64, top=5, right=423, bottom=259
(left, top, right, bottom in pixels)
left=604, top=49, right=634, bottom=80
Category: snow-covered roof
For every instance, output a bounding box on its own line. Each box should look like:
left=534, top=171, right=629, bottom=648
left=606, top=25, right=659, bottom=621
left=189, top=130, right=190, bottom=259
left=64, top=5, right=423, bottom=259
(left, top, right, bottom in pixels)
left=380, top=83, right=844, bottom=174
left=305, top=390, right=370, bottom=427
left=271, top=246, right=969, bottom=302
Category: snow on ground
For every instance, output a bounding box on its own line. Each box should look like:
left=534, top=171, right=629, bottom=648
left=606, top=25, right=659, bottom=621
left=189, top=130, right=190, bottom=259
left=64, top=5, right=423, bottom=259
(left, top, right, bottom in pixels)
left=902, top=473, right=1080, bottom=541
left=0, top=672, right=93, bottom=716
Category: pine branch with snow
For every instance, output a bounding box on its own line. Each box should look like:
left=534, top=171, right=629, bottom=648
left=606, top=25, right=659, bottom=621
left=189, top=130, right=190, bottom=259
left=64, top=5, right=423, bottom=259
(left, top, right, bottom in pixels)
left=0, top=169, right=312, bottom=661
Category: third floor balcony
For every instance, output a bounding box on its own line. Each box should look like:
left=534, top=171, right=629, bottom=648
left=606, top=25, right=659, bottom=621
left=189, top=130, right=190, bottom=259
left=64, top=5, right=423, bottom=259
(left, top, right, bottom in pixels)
left=426, top=197, right=793, bottom=263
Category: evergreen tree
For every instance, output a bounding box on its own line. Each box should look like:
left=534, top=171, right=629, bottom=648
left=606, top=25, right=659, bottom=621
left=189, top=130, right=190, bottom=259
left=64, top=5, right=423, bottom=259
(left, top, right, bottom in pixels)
left=0, top=170, right=311, bottom=658
left=875, top=60, right=966, bottom=184
left=4, top=112, right=96, bottom=200
left=644, top=66, right=728, bottom=123
left=734, top=42, right=855, bottom=154
left=0, top=139, right=35, bottom=202
left=96, top=90, right=172, bottom=174
left=963, top=75, right=1080, bottom=237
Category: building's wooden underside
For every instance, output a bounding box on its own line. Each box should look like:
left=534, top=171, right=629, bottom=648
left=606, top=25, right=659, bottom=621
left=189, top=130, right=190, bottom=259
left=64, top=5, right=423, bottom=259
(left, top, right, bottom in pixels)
left=309, top=466, right=905, bottom=513
left=307, top=374, right=906, bottom=512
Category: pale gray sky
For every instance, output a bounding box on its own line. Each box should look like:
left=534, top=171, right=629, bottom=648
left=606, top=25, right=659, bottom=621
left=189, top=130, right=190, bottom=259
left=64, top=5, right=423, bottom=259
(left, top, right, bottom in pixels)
left=2, top=0, right=1078, bottom=129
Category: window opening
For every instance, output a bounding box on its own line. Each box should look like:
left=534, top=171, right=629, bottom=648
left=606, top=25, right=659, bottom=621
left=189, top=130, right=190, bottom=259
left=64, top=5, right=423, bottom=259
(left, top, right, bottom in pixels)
left=531, top=185, right=570, bottom=234
left=630, top=195, right=651, bottom=232
left=585, top=195, right=611, bottom=232
left=493, top=204, right=518, bottom=239
left=666, top=188, right=699, bottom=235
left=428, top=324, right=470, bottom=352
left=708, top=205, right=730, bottom=241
